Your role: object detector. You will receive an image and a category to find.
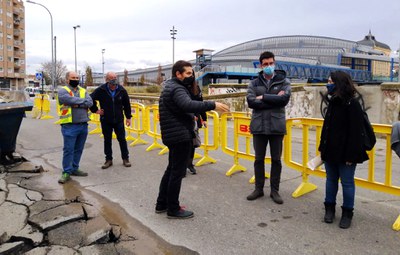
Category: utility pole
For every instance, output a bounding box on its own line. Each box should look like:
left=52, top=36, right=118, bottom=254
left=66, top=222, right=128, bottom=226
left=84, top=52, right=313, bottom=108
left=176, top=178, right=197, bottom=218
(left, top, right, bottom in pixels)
left=170, top=26, right=177, bottom=64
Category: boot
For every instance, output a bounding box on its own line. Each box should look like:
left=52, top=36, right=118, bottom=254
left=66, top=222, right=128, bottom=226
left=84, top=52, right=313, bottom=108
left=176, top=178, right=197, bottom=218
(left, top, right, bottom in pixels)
left=339, top=206, right=353, bottom=229
left=324, top=202, right=336, bottom=223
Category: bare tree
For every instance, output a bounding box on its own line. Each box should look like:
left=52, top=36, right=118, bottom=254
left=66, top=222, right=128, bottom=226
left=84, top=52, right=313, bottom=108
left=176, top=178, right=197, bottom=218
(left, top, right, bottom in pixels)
left=156, top=64, right=163, bottom=85
left=123, top=69, right=129, bottom=86
left=139, top=74, right=145, bottom=85
left=39, top=60, right=68, bottom=86
left=84, top=65, right=94, bottom=87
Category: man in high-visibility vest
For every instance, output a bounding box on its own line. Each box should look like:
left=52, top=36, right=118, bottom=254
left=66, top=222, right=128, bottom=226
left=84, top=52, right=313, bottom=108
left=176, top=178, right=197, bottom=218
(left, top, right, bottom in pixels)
left=57, top=71, right=93, bottom=184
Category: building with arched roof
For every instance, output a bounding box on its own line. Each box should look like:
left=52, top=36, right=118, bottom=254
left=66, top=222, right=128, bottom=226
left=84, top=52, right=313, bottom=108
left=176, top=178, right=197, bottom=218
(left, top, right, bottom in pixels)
left=93, top=32, right=397, bottom=85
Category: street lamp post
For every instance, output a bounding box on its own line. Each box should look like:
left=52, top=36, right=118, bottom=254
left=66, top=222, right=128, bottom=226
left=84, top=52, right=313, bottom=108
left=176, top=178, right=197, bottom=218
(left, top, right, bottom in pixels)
left=102, top=49, right=105, bottom=82
left=170, top=26, right=177, bottom=64
left=26, top=0, right=55, bottom=99
left=73, top=25, right=80, bottom=73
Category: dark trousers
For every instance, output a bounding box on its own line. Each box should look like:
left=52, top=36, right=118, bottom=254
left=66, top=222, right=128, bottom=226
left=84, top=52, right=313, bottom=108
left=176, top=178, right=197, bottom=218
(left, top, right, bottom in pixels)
left=187, top=146, right=195, bottom=167
left=101, top=121, right=129, bottom=160
left=253, top=134, right=284, bottom=192
left=157, top=141, right=192, bottom=213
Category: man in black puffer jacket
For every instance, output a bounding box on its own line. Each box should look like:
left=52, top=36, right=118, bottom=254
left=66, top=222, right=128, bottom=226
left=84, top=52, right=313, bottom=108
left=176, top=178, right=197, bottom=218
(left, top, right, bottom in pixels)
left=155, top=60, right=229, bottom=219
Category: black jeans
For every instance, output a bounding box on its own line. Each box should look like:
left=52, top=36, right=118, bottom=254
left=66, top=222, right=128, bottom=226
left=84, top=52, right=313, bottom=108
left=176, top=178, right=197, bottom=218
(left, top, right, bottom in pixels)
left=187, top=146, right=195, bottom=167
left=157, top=141, right=192, bottom=213
left=101, top=121, right=129, bottom=160
left=253, top=134, right=284, bottom=192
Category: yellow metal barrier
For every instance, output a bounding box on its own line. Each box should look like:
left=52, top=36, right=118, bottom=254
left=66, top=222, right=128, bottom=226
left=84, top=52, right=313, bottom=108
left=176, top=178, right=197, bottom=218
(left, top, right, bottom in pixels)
left=144, top=105, right=166, bottom=152
left=88, top=112, right=102, bottom=134
left=32, top=94, right=54, bottom=119
left=284, top=117, right=400, bottom=230
left=220, top=112, right=270, bottom=182
left=127, top=103, right=148, bottom=146
left=194, top=111, right=220, bottom=166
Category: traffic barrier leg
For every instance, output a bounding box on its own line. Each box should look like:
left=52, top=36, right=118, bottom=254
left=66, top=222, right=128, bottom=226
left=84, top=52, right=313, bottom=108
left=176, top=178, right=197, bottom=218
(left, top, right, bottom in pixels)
left=292, top=172, right=318, bottom=198
left=392, top=215, right=400, bottom=231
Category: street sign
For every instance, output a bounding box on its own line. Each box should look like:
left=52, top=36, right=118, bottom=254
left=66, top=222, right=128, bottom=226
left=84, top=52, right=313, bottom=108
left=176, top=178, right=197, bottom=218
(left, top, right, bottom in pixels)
left=35, top=72, right=43, bottom=80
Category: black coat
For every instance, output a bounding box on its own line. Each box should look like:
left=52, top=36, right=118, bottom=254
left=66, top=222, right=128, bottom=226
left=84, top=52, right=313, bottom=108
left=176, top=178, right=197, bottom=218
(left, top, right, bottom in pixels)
left=319, top=96, right=369, bottom=164
left=89, top=84, right=132, bottom=124
left=159, top=78, right=215, bottom=146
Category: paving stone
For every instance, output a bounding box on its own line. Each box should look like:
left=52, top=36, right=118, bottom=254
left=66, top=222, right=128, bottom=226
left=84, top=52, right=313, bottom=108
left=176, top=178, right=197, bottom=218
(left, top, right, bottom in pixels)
left=7, top=162, right=43, bottom=173
left=0, top=241, right=25, bottom=255
left=29, top=200, right=65, bottom=217
left=25, top=245, right=79, bottom=255
left=26, top=189, right=43, bottom=202
left=7, top=184, right=36, bottom=206
left=48, top=220, right=85, bottom=248
left=14, top=224, right=44, bottom=246
left=83, top=215, right=112, bottom=246
left=0, top=191, right=6, bottom=205
left=24, top=247, right=48, bottom=255
left=111, top=225, right=121, bottom=240
left=79, top=243, right=118, bottom=255
left=0, top=179, right=7, bottom=191
left=82, top=203, right=100, bottom=219
left=0, top=201, right=28, bottom=243
left=29, top=203, right=85, bottom=231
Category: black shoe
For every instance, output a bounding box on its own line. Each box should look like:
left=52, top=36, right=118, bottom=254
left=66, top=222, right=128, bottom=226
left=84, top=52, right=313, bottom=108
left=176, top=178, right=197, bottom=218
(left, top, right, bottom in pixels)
left=188, top=165, right=197, bottom=175
left=247, top=190, right=264, bottom=201
left=155, top=204, right=167, bottom=214
left=270, top=190, right=283, bottom=204
left=167, top=209, right=194, bottom=219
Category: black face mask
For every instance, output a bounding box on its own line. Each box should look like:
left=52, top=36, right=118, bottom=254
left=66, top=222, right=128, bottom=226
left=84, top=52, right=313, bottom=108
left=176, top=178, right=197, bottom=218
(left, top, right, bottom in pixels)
left=182, top=76, right=195, bottom=86
left=69, top=80, right=79, bottom=87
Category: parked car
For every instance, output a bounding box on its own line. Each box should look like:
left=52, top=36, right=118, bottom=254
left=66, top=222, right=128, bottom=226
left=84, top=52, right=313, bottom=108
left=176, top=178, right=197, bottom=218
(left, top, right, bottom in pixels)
left=24, top=87, right=41, bottom=97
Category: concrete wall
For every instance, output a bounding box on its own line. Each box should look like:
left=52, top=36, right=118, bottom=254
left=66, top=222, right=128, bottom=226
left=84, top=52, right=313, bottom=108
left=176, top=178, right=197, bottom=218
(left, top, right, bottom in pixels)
left=129, top=82, right=400, bottom=125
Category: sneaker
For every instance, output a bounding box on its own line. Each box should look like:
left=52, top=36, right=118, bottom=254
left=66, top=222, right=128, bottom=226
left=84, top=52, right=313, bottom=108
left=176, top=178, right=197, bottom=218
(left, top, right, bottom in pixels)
left=188, top=165, right=197, bottom=175
left=167, top=209, right=194, bottom=219
left=71, top=169, right=88, bottom=176
left=102, top=160, right=113, bottom=169
left=246, top=189, right=264, bottom=201
left=123, top=159, right=131, bottom=167
left=58, top=173, right=71, bottom=184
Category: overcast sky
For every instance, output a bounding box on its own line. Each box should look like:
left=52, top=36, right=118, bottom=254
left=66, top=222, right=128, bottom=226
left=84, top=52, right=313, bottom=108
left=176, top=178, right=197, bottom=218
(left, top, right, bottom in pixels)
left=24, top=0, right=400, bottom=75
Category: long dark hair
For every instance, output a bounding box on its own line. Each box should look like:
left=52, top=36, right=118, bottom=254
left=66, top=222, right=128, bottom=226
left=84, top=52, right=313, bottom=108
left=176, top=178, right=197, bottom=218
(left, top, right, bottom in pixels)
left=330, top=71, right=358, bottom=101
left=190, top=72, right=200, bottom=96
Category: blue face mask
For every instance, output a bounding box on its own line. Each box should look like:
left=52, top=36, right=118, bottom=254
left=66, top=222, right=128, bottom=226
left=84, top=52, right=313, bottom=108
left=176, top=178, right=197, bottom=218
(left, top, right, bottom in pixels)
left=326, top=83, right=336, bottom=94
left=263, top=65, right=275, bottom=76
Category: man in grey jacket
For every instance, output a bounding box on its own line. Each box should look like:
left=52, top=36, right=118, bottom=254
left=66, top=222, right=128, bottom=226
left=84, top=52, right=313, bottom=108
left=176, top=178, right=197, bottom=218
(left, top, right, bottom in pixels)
left=57, top=71, right=93, bottom=184
left=246, top=51, right=291, bottom=204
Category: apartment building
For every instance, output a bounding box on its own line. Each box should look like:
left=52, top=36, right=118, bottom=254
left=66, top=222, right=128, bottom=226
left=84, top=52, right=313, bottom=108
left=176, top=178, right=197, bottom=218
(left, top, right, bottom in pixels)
left=0, top=0, right=25, bottom=90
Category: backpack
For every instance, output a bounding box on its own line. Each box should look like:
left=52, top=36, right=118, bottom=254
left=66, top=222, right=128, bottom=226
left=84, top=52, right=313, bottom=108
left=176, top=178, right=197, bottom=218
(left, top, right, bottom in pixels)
left=361, top=111, right=376, bottom=151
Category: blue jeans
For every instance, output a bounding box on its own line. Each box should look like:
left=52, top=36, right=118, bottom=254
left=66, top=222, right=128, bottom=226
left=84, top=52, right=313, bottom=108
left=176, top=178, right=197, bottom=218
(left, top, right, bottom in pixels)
left=61, top=123, right=88, bottom=174
left=324, top=161, right=356, bottom=208
left=101, top=121, right=129, bottom=160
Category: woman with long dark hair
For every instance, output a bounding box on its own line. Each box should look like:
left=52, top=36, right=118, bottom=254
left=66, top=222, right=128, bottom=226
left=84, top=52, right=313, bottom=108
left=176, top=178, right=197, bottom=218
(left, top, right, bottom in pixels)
left=319, top=71, right=369, bottom=229
left=186, top=73, right=207, bottom=176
